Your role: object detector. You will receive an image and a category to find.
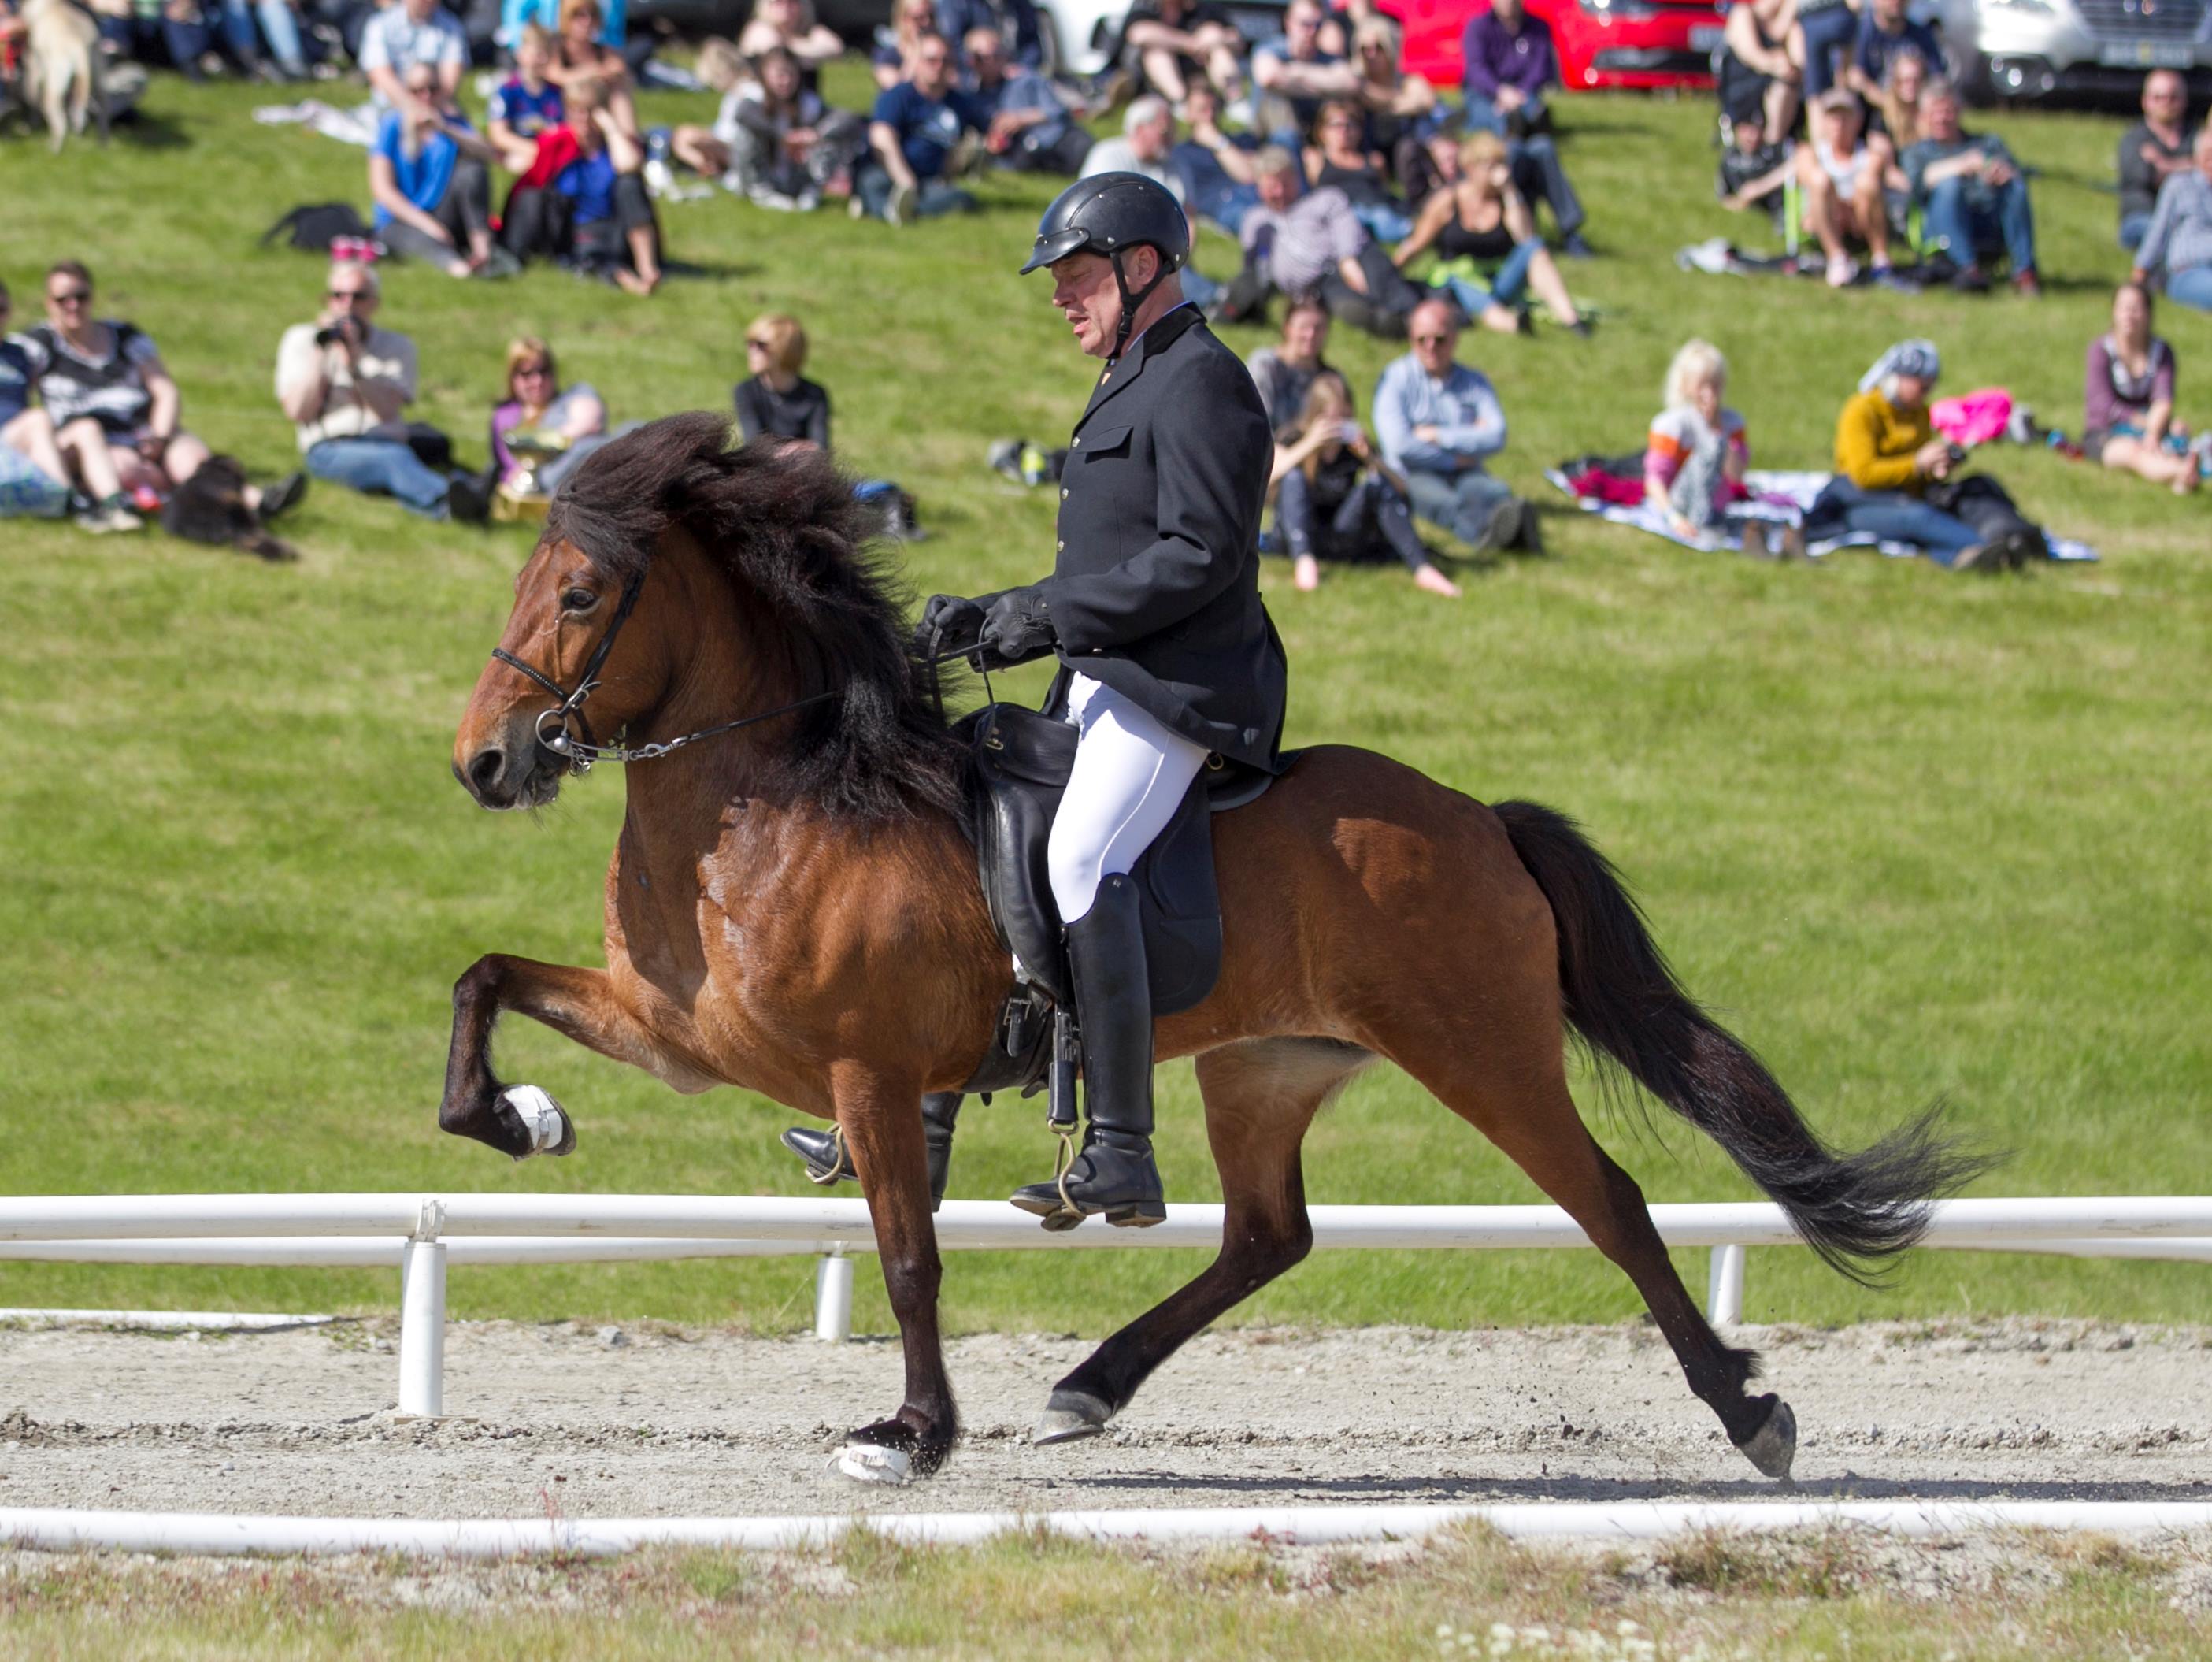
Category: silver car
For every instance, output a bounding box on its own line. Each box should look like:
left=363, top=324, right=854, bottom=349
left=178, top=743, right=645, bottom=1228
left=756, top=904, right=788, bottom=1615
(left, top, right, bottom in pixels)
left=1929, top=0, right=2212, bottom=99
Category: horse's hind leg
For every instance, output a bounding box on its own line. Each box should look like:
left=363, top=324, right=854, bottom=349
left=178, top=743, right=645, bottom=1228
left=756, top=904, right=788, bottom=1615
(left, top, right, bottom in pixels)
left=1384, top=1022, right=1795, bottom=1478
left=1032, top=1037, right=1369, bottom=1444
left=440, top=954, right=712, bottom=1159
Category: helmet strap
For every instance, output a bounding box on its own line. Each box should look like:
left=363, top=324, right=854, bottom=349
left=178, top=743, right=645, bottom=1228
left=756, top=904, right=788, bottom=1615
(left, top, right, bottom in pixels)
left=1110, top=247, right=1171, bottom=360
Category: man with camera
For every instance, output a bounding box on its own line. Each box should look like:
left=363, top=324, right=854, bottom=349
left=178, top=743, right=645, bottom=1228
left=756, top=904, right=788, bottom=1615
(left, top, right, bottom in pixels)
left=274, top=261, right=487, bottom=522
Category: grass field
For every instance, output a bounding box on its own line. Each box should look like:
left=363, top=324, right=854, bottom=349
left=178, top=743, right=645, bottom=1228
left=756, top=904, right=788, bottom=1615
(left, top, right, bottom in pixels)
left=2, top=68, right=2209, bottom=1337
left=4, top=1524, right=2206, bottom=1660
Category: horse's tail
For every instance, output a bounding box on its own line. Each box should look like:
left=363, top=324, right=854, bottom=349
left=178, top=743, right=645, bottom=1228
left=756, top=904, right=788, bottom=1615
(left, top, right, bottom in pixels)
left=1492, top=799, right=1998, bottom=1284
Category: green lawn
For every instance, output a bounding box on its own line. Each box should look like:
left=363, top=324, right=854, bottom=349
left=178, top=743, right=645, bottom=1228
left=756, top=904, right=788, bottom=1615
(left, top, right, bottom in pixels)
left=2, top=69, right=2208, bottom=1337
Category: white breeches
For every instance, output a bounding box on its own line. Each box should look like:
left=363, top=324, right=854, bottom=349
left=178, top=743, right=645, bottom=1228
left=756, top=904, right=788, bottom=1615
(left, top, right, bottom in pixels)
left=1047, top=673, right=1209, bottom=925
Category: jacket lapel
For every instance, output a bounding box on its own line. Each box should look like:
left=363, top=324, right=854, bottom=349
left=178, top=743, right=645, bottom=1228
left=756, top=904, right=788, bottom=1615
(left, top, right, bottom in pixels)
left=1073, top=304, right=1203, bottom=435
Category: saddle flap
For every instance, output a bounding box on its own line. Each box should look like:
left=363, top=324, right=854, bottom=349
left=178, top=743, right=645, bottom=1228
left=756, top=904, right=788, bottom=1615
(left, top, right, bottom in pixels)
left=963, top=703, right=1226, bottom=1018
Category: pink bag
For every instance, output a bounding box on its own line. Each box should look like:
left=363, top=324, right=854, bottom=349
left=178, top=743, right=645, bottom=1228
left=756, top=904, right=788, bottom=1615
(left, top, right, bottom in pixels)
left=1931, top=388, right=2014, bottom=447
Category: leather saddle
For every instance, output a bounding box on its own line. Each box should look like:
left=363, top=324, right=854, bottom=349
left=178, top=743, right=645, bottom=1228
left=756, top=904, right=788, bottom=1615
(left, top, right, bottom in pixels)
left=957, top=702, right=1278, bottom=1097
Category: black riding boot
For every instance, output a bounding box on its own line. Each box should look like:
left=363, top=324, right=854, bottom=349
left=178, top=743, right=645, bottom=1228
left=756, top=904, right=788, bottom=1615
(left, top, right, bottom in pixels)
left=780, top=1093, right=961, bottom=1209
left=1010, top=874, right=1166, bottom=1229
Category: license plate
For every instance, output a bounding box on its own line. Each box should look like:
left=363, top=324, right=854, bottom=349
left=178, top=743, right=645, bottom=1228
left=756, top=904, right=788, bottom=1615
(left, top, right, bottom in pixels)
left=1690, top=23, right=1724, bottom=49
left=2099, top=40, right=2196, bottom=68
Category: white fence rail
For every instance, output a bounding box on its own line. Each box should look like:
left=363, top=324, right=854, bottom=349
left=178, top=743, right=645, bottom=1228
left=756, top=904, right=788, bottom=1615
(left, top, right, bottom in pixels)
left=0, top=1193, right=2205, bottom=1419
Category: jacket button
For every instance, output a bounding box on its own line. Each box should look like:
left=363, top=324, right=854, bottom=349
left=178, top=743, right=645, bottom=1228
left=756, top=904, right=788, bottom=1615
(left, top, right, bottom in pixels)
left=1057, top=540, right=1065, bottom=551
left=1060, top=488, right=1069, bottom=499
left=1072, top=437, right=1080, bottom=448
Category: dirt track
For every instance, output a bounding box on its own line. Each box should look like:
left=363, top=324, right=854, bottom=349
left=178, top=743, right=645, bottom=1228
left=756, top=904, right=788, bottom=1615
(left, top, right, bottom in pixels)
left=0, top=1318, right=2205, bottom=1519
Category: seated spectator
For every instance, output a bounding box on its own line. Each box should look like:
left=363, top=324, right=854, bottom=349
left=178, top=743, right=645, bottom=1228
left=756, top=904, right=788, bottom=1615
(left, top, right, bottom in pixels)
left=1349, top=15, right=1436, bottom=183
left=274, top=260, right=481, bottom=521
left=1644, top=339, right=1802, bottom=557
left=1795, top=90, right=1906, bottom=288
left=1460, top=0, right=1555, bottom=139
left=1372, top=297, right=1542, bottom=553
left=938, top=0, right=1043, bottom=72
left=1251, top=0, right=1354, bottom=143
left=214, top=0, right=309, bottom=81
left=1247, top=299, right=1337, bottom=438
left=1903, top=81, right=2038, bottom=294
left=0, top=279, right=85, bottom=527
left=1877, top=43, right=1928, bottom=149
left=489, top=336, right=610, bottom=496
left=1793, top=0, right=1861, bottom=100
left=720, top=44, right=865, bottom=207
left=1305, top=98, right=1410, bottom=243
left=547, top=0, right=637, bottom=137
left=1717, top=0, right=1799, bottom=147
left=1398, top=125, right=1461, bottom=213
left=87, top=0, right=215, bottom=80
left=2086, top=281, right=2204, bottom=495
left=2118, top=69, right=2194, bottom=252
left=873, top=0, right=938, bottom=91
left=733, top=312, right=831, bottom=449
left=1845, top=0, right=1940, bottom=107
left=2133, top=126, right=2212, bottom=311
left=1807, top=339, right=2045, bottom=570
left=1081, top=97, right=1225, bottom=309
left=738, top=0, right=843, bottom=92
left=1170, top=81, right=1262, bottom=234
left=358, top=0, right=466, bottom=115
left=1241, top=144, right=1428, bottom=337
left=966, top=25, right=1087, bottom=175
left=498, top=75, right=665, bottom=293
left=1273, top=371, right=1459, bottom=596
left=1120, top=0, right=1247, bottom=109
left=20, top=261, right=300, bottom=531
left=1717, top=108, right=1794, bottom=221
left=487, top=22, right=564, bottom=152
left=1392, top=131, right=1588, bottom=335
left=369, top=65, right=508, bottom=278
left=859, top=31, right=987, bottom=222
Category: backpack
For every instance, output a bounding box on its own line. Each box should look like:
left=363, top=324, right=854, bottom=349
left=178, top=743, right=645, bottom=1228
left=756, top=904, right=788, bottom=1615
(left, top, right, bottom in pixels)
left=261, top=203, right=375, bottom=254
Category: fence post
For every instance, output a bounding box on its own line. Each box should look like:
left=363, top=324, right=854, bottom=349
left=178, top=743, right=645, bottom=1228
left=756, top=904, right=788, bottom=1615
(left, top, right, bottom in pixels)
left=814, top=1251, right=853, bottom=1343
left=398, top=1203, right=447, bottom=1417
left=1706, top=1244, right=1745, bottom=1328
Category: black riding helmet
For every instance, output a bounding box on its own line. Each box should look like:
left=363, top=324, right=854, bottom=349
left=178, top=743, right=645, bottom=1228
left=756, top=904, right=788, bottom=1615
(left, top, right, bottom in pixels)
left=1020, top=172, right=1191, bottom=357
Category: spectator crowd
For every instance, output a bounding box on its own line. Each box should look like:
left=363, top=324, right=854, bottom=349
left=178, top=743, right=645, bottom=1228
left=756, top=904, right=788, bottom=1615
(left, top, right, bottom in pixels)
left=3, top=0, right=2208, bottom=570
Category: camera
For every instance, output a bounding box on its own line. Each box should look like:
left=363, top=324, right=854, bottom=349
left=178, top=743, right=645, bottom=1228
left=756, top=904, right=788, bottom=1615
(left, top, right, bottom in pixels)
left=1944, top=442, right=1969, bottom=466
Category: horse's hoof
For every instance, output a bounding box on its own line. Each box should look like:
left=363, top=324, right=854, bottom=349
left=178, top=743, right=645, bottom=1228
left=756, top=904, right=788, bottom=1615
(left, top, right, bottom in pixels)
left=1735, top=1396, right=1797, bottom=1481
left=502, top=1085, right=575, bottom=1159
left=835, top=1441, right=913, bottom=1486
left=1032, top=1389, right=1112, bottom=1446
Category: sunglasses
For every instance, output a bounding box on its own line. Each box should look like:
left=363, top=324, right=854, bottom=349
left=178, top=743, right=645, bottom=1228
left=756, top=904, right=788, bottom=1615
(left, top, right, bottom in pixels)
left=49, top=289, right=91, bottom=305
left=1411, top=333, right=1452, bottom=345
left=514, top=364, right=554, bottom=377
left=328, top=288, right=371, bottom=302
left=746, top=337, right=773, bottom=350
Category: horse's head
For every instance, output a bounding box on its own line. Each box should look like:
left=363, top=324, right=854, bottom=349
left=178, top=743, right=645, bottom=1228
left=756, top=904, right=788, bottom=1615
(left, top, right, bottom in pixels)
left=453, top=411, right=968, bottom=822
left=453, top=526, right=672, bottom=810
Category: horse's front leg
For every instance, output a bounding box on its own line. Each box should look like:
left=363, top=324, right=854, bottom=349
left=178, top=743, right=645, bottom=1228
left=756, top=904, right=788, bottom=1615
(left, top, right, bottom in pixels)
left=829, top=1065, right=958, bottom=1484
left=440, top=954, right=706, bottom=1159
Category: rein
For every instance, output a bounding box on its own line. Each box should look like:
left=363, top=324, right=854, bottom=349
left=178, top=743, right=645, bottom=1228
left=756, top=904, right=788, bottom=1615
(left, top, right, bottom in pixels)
left=490, top=565, right=984, bottom=774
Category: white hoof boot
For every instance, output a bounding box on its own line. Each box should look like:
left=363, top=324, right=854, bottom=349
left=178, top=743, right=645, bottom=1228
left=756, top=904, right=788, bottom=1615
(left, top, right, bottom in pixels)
left=836, top=1442, right=913, bottom=1486
left=502, top=1085, right=576, bottom=1159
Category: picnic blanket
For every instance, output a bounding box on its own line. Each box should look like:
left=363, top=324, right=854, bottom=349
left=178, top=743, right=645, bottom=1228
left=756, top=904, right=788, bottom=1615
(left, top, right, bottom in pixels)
left=1547, top=459, right=2098, bottom=562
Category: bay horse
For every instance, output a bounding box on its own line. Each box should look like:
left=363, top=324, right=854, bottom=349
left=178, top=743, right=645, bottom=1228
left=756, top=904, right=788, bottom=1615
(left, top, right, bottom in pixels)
left=446, top=414, right=1985, bottom=1485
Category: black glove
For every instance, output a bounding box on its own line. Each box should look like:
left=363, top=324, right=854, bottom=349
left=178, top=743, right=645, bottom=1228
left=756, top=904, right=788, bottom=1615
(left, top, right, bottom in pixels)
left=914, top=593, right=986, bottom=662
left=976, top=588, right=1057, bottom=670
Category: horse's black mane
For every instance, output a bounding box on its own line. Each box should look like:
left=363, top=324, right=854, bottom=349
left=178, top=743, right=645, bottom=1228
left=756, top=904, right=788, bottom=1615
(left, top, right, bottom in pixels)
left=544, top=411, right=968, bottom=825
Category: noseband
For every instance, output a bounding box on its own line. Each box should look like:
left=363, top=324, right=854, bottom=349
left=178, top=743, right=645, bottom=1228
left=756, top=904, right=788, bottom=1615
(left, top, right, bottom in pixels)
left=489, top=565, right=839, bottom=772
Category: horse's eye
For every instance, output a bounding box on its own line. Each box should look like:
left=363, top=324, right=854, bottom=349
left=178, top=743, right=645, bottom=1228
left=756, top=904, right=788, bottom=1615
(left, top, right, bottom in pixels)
left=561, top=587, right=598, bottom=613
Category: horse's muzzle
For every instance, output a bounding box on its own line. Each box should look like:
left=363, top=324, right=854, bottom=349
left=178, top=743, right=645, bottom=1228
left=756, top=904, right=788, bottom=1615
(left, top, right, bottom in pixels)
left=453, top=740, right=561, bottom=811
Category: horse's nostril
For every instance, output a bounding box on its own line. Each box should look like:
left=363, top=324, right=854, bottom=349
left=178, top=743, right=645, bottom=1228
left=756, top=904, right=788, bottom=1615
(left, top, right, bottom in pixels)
left=468, top=748, right=506, bottom=795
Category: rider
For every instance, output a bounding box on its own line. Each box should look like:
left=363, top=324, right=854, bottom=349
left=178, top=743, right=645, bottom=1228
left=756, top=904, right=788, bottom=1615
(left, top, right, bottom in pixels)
left=956, top=173, right=1284, bottom=1226
left=780, top=173, right=1282, bottom=1227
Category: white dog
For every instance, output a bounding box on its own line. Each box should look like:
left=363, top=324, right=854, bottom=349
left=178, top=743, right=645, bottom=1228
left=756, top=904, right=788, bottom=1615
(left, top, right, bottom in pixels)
left=19, top=0, right=109, bottom=153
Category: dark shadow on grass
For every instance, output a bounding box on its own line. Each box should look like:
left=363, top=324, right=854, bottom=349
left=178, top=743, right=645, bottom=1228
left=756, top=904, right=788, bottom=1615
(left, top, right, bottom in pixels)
left=105, top=109, right=193, bottom=150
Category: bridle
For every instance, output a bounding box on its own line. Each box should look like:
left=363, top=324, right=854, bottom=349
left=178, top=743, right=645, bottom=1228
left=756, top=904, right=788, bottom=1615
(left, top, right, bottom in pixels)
left=488, top=565, right=839, bottom=773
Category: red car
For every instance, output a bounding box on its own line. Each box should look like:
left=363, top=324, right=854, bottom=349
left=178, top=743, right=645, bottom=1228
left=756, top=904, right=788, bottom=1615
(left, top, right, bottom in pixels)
left=1383, top=0, right=1728, bottom=92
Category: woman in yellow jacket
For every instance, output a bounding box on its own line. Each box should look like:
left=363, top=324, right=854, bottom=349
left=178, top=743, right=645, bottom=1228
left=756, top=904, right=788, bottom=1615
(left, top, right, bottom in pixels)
left=1808, top=339, right=2043, bottom=569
